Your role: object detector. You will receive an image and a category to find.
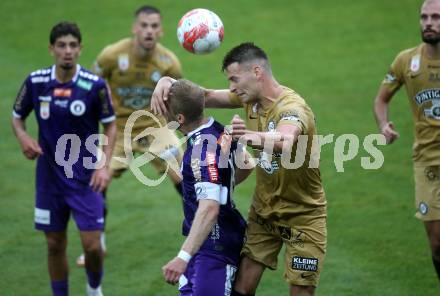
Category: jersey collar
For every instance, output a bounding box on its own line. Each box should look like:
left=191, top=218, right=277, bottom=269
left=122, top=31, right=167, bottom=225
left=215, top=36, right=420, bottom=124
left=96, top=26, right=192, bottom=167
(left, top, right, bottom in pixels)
left=50, top=64, right=81, bottom=83
left=187, top=117, right=214, bottom=139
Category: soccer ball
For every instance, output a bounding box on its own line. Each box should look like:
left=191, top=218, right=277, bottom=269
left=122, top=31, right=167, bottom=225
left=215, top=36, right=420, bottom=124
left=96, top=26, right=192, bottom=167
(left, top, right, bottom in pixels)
left=177, top=8, right=224, bottom=54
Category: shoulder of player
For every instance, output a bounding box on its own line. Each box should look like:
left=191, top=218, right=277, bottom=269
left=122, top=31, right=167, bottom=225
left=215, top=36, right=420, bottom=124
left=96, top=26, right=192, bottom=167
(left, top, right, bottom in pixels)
left=28, top=66, right=52, bottom=84
left=153, top=43, right=180, bottom=65
left=78, top=67, right=102, bottom=83
left=276, top=87, right=309, bottom=109
left=98, top=38, right=132, bottom=61
left=395, top=44, right=423, bottom=62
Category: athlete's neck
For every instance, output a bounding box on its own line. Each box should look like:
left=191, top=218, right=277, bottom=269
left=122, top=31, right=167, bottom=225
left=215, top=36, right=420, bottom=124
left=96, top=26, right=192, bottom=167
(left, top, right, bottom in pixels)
left=258, top=78, right=284, bottom=110
left=424, top=42, right=440, bottom=59
left=133, top=39, right=154, bottom=59
left=55, top=64, right=77, bottom=83
left=181, top=117, right=209, bottom=135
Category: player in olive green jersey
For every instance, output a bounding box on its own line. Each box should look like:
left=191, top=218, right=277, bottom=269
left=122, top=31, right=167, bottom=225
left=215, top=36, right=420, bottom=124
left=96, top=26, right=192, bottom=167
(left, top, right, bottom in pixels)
left=152, top=42, right=326, bottom=296
left=374, top=0, right=440, bottom=280
left=77, top=5, right=184, bottom=267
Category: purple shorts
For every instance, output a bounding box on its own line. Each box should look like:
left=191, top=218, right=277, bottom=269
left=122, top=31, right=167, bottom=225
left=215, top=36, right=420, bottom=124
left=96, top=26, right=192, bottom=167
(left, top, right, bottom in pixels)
left=179, top=252, right=238, bottom=296
left=34, top=189, right=104, bottom=232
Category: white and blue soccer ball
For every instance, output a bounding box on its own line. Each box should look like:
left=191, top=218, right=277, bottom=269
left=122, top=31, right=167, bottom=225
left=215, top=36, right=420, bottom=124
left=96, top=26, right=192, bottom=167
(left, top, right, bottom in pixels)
left=177, top=8, right=224, bottom=54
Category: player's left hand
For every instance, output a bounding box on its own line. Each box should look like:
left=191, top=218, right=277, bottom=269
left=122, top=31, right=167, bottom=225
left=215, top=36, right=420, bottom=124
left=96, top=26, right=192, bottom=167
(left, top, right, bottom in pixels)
left=162, top=257, right=188, bottom=285
left=90, top=166, right=111, bottom=192
left=231, top=114, right=247, bottom=141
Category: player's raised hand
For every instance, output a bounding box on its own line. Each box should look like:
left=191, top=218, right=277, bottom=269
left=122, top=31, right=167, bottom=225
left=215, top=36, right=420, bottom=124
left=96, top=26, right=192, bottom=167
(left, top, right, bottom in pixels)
left=380, top=121, right=399, bottom=144
left=231, top=114, right=247, bottom=141
left=90, top=167, right=111, bottom=192
left=18, top=133, right=43, bottom=160
left=162, top=257, right=188, bottom=285
left=151, top=76, right=176, bottom=116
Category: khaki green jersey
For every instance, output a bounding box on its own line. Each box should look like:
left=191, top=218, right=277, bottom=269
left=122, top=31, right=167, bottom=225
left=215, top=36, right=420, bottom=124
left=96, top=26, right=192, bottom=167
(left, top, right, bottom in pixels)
left=230, top=87, right=326, bottom=222
left=93, top=38, right=182, bottom=135
left=383, top=43, right=440, bottom=165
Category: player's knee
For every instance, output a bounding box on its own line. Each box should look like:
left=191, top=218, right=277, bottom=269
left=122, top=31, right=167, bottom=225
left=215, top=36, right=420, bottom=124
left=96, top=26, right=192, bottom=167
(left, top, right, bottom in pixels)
left=290, top=284, right=315, bottom=296
left=46, top=237, right=66, bottom=255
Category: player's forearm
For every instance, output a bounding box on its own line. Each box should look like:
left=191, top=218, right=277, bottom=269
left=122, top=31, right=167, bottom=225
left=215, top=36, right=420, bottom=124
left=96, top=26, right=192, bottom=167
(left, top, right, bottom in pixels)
left=374, top=98, right=390, bottom=130
left=101, top=121, right=116, bottom=168
left=241, top=130, right=297, bottom=153
left=181, top=201, right=219, bottom=256
left=11, top=117, right=28, bottom=140
left=203, top=88, right=240, bottom=108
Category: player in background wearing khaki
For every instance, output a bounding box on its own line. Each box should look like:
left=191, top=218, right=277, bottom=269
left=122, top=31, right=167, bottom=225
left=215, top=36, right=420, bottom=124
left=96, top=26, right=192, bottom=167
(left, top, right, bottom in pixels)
left=76, top=5, right=184, bottom=266
left=374, top=0, right=440, bottom=281
left=152, top=43, right=327, bottom=296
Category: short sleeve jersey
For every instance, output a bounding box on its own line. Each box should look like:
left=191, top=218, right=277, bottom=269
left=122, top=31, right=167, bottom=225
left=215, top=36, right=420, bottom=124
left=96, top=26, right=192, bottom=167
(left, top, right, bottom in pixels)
left=230, top=87, right=326, bottom=222
left=93, top=38, right=182, bottom=135
left=181, top=118, right=246, bottom=262
left=13, top=65, right=115, bottom=193
left=382, top=43, right=440, bottom=165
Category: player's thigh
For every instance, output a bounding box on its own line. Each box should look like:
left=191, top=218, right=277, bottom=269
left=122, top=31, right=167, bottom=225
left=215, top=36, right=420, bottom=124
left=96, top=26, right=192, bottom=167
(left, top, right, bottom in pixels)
left=414, top=165, right=440, bottom=221
left=241, top=206, right=283, bottom=270
left=191, top=254, right=237, bottom=296
left=66, top=190, right=105, bottom=232
left=35, top=191, right=70, bottom=232
left=283, top=216, right=326, bottom=287
left=109, top=131, right=129, bottom=178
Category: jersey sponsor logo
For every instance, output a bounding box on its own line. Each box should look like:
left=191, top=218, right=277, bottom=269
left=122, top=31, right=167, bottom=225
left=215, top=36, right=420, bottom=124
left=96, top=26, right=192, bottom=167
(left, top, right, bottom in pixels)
left=117, top=87, right=153, bottom=109
left=150, top=70, right=162, bottom=83
left=34, top=208, right=50, bottom=225
left=384, top=72, right=397, bottom=83
left=257, top=151, right=279, bottom=174
left=419, top=202, right=428, bottom=215
left=210, top=222, right=220, bottom=241
left=414, top=89, right=440, bottom=120
left=279, top=111, right=300, bottom=123
left=54, top=100, right=68, bottom=108
left=206, top=152, right=219, bottom=182
left=70, top=100, right=86, bottom=116
left=424, top=99, right=440, bottom=120
left=425, top=166, right=439, bottom=181
left=40, top=102, right=50, bottom=119
left=291, top=256, right=318, bottom=272
left=77, top=78, right=93, bottom=91
left=54, top=88, right=72, bottom=97
left=410, top=54, right=421, bottom=72
left=191, top=158, right=202, bottom=181
left=118, top=54, right=129, bottom=71
left=429, top=72, right=440, bottom=82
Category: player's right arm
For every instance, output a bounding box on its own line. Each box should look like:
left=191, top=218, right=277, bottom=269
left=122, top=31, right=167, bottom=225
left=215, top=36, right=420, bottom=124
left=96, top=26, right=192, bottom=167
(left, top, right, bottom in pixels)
left=151, top=76, right=241, bottom=115
left=11, top=78, right=42, bottom=160
left=373, top=52, right=405, bottom=144
left=373, top=85, right=400, bottom=144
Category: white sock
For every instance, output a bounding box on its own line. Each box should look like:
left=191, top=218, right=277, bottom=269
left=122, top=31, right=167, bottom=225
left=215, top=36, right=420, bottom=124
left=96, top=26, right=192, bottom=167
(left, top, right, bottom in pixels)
left=87, top=284, right=103, bottom=296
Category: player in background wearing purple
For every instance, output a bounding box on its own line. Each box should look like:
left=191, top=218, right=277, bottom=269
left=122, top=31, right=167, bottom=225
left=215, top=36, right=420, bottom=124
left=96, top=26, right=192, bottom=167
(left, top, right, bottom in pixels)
left=11, top=22, right=116, bottom=296
left=161, top=79, right=252, bottom=295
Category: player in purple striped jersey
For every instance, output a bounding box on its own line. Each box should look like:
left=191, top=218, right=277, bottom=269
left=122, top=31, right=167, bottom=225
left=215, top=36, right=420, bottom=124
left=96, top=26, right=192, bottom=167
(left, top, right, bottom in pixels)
left=11, top=22, right=116, bottom=296
left=161, top=80, right=252, bottom=296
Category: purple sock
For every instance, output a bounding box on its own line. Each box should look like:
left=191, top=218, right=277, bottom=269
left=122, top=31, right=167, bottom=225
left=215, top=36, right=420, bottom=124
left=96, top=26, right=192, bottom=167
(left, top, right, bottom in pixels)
left=51, top=280, right=68, bottom=296
left=86, top=269, right=103, bottom=289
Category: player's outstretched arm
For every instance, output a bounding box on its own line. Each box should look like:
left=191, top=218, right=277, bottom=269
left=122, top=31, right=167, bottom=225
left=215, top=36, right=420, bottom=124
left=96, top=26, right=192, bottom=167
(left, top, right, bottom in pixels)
left=373, top=85, right=400, bottom=144
left=151, top=77, right=241, bottom=116
left=162, top=199, right=220, bottom=285
left=90, top=121, right=116, bottom=192
left=11, top=117, right=43, bottom=160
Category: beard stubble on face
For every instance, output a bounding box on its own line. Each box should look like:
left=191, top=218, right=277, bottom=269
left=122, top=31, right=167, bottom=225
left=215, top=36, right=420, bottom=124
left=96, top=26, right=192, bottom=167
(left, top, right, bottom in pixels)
left=422, top=29, right=440, bottom=44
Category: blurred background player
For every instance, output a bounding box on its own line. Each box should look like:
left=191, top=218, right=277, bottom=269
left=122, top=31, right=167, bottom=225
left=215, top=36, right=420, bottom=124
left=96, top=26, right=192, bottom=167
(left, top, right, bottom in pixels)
left=77, top=5, right=184, bottom=266
left=152, top=43, right=327, bottom=296
left=11, top=22, right=116, bottom=296
left=374, top=0, right=440, bottom=281
left=161, top=79, right=249, bottom=295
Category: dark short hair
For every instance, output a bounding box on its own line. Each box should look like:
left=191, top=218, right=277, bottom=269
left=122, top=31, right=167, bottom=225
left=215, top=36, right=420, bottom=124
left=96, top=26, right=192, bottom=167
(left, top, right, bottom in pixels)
left=135, top=5, right=161, bottom=17
left=49, top=22, right=81, bottom=45
left=221, top=42, right=269, bottom=71
left=168, top=79, right=205, bottom=124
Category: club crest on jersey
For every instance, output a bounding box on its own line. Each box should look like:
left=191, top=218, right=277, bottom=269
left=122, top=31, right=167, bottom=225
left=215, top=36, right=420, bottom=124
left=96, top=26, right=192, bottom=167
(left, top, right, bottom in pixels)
left=118, top=54, right=129, bottom=71
left=40, top=102, right=50, bottom=120
left=410, top=54, right=421, bottom=72
left=267, top=120, right=276, bottom=132
left=424, top=99, right=440, bottom=120
left=70, top=100, right=86, bottom=116
left=419, top=202, right=428, bottom=215
left=150, top=70, right=162, bottom=83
